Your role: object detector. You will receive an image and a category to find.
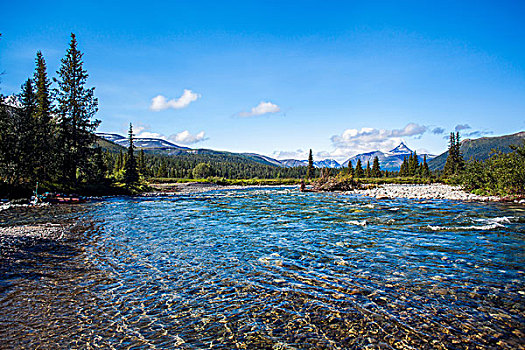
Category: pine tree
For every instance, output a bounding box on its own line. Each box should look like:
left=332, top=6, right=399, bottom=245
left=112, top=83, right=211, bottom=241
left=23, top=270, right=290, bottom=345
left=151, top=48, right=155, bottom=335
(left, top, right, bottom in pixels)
left=17, top=79, right=37, bottom=182
left=0, top=97, right=17, bottom=184
left=306, top=149, right=314, bottom=179
left=115, top=149, right=124, bottom=173
left=156, top=160, right=168, bottom=178
left=409, top=151, right=419, bottom=176
left=124, top=123, right=139, bottom=184
left=454, top=132, right=465, bottom=173
left=421, top=154, right=430, bottom=177
left=399, top=156, right=408, bottom=176
left=33, top=51, right=55, bottom=182
left=347, top=160, right=354, bottom=176
left=55, top=33, right=100, bottom=184
left=365, top=160, right=371, bottom=177
left=443, top=132, right=456, bottom=175
left=138, top=149, right=147, bottom=177
left=354, top=159, right=364, bottom=178
left=371, top=156, right=381, bottom=177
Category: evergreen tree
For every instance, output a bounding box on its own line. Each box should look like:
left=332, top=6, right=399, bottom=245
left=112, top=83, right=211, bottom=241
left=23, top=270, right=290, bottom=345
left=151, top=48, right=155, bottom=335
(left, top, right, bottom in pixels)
left=365, top=160, right=371, bottom=177
left=347, top=160, right=354, bottom=176
left=444, top=132, right=465, bottom=175
left=455, top=132, right=465, bottom=173
left=124, top=123, right=139, bottom=184
left=421, top=155, right=430, bottom=177
left=408, top=151, right=419, bottom=176
left=306, top=149, right=314, bottom=179
left=16, top=79, right=37, bottom=182
left=354, top=159, right=364, bottom=178
left=156, top=160, right=168, bottom=178
left=371, top=156, right=381, bottom=177
left=444, top=132, right=456, bottom=175
left=138, top=149, right=147, bottom=176
left=55, top=33, right=100, bottom=184
left=399, top=156, right=408, bottom=176
left=33, top=51, right=55, bottom=182
left=0, top=98, right=17, bottom=184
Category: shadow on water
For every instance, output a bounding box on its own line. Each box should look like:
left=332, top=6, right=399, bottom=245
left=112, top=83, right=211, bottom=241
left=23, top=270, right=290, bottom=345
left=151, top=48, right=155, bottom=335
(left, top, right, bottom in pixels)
left=0, top=188, right=524, bottom=349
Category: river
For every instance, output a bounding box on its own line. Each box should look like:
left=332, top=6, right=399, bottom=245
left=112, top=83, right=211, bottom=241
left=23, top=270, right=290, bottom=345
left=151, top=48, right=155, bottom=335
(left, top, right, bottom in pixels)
left=1, top=187, right=524, bottom=349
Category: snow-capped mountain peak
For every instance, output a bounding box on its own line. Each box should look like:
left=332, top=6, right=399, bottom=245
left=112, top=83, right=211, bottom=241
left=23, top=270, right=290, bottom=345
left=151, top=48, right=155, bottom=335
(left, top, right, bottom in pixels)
left=388, top=142, right=412, bottom=155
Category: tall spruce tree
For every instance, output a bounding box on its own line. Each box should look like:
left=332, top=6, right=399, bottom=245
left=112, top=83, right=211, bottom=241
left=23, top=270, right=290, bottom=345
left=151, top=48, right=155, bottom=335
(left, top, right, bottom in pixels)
left=17, top=79, right=37, bottom=182
left=55, top=33, right=99, bottom=184
left=365, top=161, right=371, bottom=177
left=347, top=160, right=354, bottom=176
left=399, top=156, right=408, bottom=176
left=443, top=132, right=455, bottom=175
left=306, top=149, right=314, bottom=179
left=421, top=154, right=430, bottom=177
left=138, top=149, right=147, bottom=176
left=371, top=156, right=381, bottom=177
left=124, top=123, right=139, bottom=184
left=354, top=159, right=364, bottom=178
left=33, top=51, right=55, bottom=182
left=0, top=97, right=17, bottom=184
left=454, top=132, right=465, bottom=173
left=444, top=132, right=465, bottom=175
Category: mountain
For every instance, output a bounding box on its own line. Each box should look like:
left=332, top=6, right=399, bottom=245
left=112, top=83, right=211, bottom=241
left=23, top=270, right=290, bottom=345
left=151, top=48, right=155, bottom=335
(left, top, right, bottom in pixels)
left=95, top=136, right=125, bottom=153
left=389, top=142, right=413, bottom=155
left=314, top=159, right=341, bottom=168
left=96, top=133, right=283, bottom=167
left=342, top=142, right=435, bottom=171
left=280, top=159, right=308, bottom=168
left=279, top=159, right=342, bottom=168
left=242, top=153, right=283, bottom=167
left=428, top=131, right=525, bottom=171
left=96, top=133, right=191, bottom=151
left=96, top=132, right=126, bottom=143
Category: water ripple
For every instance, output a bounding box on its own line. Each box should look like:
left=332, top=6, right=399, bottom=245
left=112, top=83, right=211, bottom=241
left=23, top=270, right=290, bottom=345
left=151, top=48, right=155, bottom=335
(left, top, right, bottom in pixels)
left=1, top=188, right=524, bottom=349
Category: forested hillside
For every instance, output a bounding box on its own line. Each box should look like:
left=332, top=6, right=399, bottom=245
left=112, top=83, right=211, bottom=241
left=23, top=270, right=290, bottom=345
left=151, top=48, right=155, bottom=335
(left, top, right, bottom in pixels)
left=428, top=132, right=525, bottom=170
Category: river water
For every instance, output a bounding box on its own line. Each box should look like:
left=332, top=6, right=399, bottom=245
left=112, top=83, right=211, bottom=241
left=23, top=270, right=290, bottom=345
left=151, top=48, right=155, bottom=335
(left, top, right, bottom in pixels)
left=1, top=188, right=524, bottom=349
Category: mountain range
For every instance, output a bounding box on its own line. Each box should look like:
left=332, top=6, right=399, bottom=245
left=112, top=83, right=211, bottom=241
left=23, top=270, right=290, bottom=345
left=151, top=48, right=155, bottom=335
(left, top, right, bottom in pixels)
left=97, top=131, right=524, bottom=171
left=342, top=142, right=435, bottom=171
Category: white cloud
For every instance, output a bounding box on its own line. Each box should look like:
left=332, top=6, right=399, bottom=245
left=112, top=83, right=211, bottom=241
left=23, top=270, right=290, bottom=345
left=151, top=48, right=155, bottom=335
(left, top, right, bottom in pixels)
left=132, top=125, right=207, bottom=145
left=150, top=89, right=201, bottom=111
left=271, top=149, right=309, bottom=160
left=330, top=123, right=428, bottom=158
left=168, top=130, right=208, bottom=145
left=239, top=101, right=280, bottom=117
left=271, top=123, right=428, bottom=163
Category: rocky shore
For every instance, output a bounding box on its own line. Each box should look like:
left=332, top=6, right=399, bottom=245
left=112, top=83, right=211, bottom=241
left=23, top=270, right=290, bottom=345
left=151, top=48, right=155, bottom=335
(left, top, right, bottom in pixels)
left=352, top=183, right=503, bottom=202
left=0, top=223, right=70, bottom=240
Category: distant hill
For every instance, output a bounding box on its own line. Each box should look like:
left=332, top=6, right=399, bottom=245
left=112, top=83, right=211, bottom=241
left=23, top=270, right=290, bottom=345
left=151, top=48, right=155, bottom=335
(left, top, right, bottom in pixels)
left=95, top=136, right=125, bottom=153
left=96, top=133, right=284, bottom=167
left=428, top=131, right=525, bottom=171
left=342, top=142, right=435, bottom=171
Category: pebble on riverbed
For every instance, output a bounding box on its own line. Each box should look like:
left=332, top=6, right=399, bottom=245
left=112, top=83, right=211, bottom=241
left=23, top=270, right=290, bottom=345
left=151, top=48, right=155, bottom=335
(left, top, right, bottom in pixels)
left=0, top=223, right=70, bottom=240
left=352, top=184, right=501, bottom=202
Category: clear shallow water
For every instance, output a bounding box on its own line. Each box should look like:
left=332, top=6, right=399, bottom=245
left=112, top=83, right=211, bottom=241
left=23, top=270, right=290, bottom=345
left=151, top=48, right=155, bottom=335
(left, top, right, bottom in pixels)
left=1, top=188, right=524, bottom=349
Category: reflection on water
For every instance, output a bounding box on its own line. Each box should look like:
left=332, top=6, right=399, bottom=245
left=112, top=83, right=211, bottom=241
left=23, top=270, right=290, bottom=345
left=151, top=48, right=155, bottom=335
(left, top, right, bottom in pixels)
left=1, top=188, right=524, bottom=349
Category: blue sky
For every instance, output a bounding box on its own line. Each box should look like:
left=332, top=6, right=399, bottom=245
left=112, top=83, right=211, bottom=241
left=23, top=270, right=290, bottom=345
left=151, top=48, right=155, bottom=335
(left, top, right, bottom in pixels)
left=1, top=0, right=524, bottom=161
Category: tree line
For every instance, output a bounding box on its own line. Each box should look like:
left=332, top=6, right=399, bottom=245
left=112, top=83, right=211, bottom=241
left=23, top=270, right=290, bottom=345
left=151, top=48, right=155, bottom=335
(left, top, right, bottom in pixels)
left=442, top=132, right=525, bottom=196
left=0, top=34, right=102, bottom=194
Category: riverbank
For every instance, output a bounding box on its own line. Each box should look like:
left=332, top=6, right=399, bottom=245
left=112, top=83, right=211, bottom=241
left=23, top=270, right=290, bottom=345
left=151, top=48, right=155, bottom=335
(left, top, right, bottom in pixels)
left=146, top=182, right=297, bottom=195
left=352, top=183, right=505, bottom=202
